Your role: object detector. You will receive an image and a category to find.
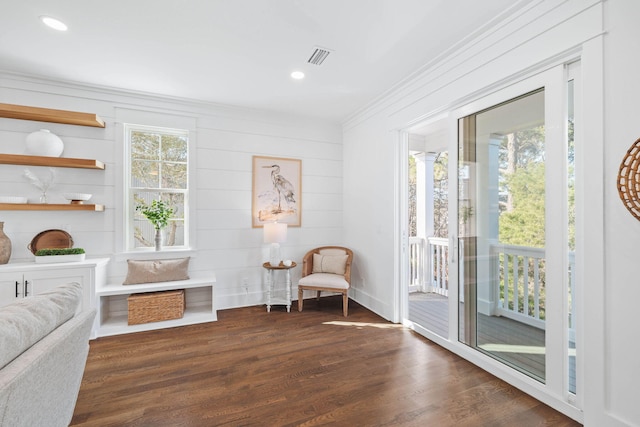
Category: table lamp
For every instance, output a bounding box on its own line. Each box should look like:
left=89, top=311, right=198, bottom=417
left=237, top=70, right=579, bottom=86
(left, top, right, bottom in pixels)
left=263, top=222, right=287, bottom=266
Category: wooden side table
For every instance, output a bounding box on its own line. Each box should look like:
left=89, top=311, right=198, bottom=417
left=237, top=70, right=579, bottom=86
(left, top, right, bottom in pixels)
left=263, top=261, right=297, bottom=313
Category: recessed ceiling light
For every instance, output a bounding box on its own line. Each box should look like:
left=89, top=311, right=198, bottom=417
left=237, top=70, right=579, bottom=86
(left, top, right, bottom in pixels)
left=291, top=71, right=305, bottom=80
left=40, top=16, right=68, bottom=31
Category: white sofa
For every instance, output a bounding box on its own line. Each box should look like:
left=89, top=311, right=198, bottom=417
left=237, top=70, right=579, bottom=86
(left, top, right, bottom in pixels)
left=0, top=282, right=95, bottom=427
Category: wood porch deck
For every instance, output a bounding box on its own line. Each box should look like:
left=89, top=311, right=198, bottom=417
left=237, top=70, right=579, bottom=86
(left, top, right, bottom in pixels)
left=409, top=292, right=576, bottom=392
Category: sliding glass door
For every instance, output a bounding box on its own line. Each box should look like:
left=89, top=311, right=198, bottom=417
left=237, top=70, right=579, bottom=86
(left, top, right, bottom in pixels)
left=453, top=65, right=577, bottom=398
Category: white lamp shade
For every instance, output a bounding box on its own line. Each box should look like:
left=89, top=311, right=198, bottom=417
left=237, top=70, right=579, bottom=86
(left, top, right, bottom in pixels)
left=263, top=222, right=287, bottom=243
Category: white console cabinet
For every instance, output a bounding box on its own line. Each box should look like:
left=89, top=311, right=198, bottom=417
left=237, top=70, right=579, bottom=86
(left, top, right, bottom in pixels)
left=0, top=258, right=109, bottom=338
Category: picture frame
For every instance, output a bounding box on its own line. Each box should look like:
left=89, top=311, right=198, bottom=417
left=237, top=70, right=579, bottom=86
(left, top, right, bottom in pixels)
left=252, top=155, right=302, bottom=227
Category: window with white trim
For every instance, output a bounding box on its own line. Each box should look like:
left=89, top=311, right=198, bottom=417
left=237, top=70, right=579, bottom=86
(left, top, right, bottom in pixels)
left=125, top=124, right=189, bottom=251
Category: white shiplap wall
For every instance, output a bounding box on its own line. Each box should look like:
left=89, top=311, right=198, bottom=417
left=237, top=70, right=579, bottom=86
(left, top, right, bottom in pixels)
left=341, top=0, right=620, bottom=425
left=0, top=73, right=343, bottom=310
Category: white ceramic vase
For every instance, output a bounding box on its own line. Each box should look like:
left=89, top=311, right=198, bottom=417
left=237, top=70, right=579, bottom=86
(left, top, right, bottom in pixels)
left=155, top=229, right=163, bottom=251
left=25, top=129, right=64, bottom=157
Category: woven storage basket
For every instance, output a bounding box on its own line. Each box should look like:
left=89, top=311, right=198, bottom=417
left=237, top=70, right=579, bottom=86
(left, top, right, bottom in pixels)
left=127, top=289, right=185, bottom=325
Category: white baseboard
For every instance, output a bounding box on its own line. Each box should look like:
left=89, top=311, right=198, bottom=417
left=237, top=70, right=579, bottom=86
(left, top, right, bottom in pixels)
left=477, top=297, right=496, bottom=316
left=214, top=287, right=392, bottom=321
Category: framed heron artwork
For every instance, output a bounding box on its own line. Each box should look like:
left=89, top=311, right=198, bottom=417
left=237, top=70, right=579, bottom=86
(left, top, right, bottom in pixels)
left=252, top=155, right=302, bottom=227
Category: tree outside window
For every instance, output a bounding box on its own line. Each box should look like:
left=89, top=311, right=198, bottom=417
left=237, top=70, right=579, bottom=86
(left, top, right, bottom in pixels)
left=126, top=125, right=189, bottom=250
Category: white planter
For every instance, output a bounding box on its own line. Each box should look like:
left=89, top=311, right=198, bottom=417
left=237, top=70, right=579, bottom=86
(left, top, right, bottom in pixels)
left=25, top=129, right=64, bottom=157
left=35, top=253, right=86, bottom=264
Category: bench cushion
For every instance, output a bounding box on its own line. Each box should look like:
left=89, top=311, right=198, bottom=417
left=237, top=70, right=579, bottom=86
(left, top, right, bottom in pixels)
left=123, top=257, right=190, bottom=285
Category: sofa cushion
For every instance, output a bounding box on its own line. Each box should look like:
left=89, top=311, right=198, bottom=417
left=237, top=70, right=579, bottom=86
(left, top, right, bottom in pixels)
left=0, top=282, right=82, bottom=369
left=0, top=308, right=95, bottom=427
left=312, top=253, right=348, bottom=275
left=123, top=257, right=190, bottom=285
left=299, top=273, right=350, bottom=290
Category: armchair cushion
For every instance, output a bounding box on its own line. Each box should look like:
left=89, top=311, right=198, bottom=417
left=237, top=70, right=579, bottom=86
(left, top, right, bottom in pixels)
left=318, top=248, right=348, bottom=256
left=298, top=273, right=349, bottom=290
left=311, top=253, right=348, bottom=275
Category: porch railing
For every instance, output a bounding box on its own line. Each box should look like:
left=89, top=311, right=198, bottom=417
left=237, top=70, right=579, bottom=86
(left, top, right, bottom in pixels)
left=490, top=243, right=546, bottom=329
left=409, top=238, right=576, bottom=331
left=428, top=237, right=449, bottom=295
left=409, top=236, right=449, bottom=296
left=409, top=237, right=425, bottom=292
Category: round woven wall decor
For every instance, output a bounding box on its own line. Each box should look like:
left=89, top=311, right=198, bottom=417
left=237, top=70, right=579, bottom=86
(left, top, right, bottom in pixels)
left=618, top=137, right=640, bottom=220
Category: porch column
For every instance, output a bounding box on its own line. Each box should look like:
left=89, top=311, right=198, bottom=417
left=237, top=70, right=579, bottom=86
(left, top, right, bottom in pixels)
left=413, top=152, right=436, bottom=238
left=413, top=152, right=437, bottom=291
left=475, top=135, right=501, bottom=316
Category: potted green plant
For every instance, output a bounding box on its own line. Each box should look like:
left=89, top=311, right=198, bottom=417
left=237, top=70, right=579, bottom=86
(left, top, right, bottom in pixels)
left=136, top=199, right=174, bottom=251
left=35, top=248, right=86, bottom=263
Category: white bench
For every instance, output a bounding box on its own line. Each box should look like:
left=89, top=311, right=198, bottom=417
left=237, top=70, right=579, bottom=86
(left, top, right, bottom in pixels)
left=95, top=273, right=216, bottom=337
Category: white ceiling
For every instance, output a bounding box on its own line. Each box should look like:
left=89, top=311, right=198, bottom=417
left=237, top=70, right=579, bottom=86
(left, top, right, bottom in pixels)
left=0, top=1, right=534, bottom=123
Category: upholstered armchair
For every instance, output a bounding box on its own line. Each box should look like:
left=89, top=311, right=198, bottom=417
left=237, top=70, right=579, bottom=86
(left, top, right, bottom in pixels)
left=297, top=246, right=353, bottom=317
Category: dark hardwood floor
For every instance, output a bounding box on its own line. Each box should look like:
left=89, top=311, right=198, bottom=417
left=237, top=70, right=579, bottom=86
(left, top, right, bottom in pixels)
left=71, top=296, right=581, bottom=426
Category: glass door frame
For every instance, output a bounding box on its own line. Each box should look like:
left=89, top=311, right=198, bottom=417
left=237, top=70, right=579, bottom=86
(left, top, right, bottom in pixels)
left=398, top=115, right=452, bottom=341
left=448, top=63, right=574, bottom=402
left=395, top=49, right=602, bottom=421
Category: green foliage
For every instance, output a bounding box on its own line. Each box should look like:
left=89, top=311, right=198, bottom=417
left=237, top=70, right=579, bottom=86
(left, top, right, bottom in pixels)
left=499, top=162, right=546, bottom=248
left=35, top=248, right=85, bottom=256
left=136, top=199, right=174, bottom=230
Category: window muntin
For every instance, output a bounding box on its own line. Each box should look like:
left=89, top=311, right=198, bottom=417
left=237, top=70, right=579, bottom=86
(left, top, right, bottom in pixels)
left=126, top=125, right=189, bottom=250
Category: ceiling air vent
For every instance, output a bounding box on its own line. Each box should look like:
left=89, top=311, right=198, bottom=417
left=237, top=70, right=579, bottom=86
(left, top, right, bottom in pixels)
left=307, top=46, right=333, bottom=66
